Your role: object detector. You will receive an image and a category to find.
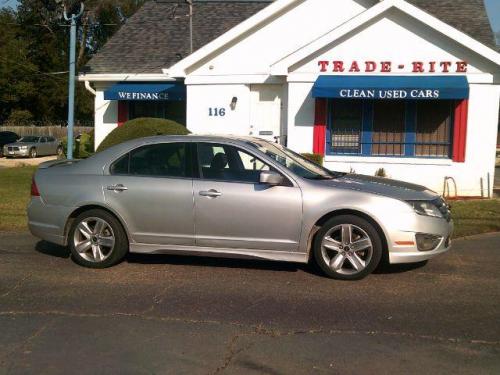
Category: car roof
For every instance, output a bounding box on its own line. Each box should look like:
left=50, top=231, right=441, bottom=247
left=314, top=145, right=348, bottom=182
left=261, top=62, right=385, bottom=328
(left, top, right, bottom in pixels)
left=126, top=134, right=270, bottom=145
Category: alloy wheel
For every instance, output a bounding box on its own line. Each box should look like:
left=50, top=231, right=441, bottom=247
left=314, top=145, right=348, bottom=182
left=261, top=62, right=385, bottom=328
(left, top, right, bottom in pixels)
left=321, top=224, right=373, bottom=275
left=73, top=217, right=115, bottom=263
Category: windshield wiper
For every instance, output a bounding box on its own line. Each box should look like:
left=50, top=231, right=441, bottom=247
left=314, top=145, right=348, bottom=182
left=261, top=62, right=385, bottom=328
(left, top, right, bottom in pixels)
left=310, top=175, right=334, bottom=180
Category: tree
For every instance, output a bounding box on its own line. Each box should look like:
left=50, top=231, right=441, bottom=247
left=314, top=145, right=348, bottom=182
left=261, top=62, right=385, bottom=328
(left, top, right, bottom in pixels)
left=0, top=0, right=147, bottom=124
left=0, top=9, right=37, bottom=122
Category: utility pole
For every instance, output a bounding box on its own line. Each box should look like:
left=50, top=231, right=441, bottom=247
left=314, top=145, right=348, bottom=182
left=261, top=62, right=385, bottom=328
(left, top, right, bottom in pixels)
left=63, top=3, right=84, bottom=160
left=186, top=0, right=193, bottom=53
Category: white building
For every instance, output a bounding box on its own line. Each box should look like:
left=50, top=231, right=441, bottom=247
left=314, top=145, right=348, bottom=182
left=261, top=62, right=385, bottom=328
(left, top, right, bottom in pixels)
left=79, top=0, right=500, bottom=197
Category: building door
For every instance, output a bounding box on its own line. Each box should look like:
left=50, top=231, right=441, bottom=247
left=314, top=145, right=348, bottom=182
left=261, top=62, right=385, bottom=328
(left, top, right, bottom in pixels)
left=250, top=85, right=283, bottom=143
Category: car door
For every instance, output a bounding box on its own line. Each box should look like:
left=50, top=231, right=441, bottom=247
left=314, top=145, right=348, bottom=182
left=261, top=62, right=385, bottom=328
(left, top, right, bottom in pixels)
left=38, top=137, right=48, bottom=155
left=46, top=136, right=57, bottom=154
left=102, top=142, right=195, bottom=246
left=193, top=142, right=303, bottom=252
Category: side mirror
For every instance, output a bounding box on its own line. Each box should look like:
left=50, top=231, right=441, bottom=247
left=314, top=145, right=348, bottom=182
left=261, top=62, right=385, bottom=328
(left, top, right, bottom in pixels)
left=260, top=170, right=284, bottom=186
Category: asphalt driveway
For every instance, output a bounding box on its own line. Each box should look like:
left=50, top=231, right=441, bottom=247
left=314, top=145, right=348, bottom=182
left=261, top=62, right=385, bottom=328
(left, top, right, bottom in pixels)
left=0, top=232, right=499, bottom=374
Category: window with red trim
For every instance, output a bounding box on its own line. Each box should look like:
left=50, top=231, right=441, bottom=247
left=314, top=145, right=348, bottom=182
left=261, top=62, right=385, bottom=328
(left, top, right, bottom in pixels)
left=324, top=99, right=463, bottom=160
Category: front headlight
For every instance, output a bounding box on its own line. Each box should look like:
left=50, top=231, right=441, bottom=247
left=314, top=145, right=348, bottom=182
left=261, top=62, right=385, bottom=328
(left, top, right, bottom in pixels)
left=407, top=200, right=443, bottom=218
left=19, top=145, right=28, bottom=150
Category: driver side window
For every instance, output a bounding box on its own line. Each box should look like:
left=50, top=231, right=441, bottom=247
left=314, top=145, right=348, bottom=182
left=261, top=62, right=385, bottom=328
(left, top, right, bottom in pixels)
left=197, top=143, right=271, bottom=183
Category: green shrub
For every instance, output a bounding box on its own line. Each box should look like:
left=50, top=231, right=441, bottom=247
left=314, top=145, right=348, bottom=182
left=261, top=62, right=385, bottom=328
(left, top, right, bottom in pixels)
left=374, top=168, right=387, bottom=177
left=97, top=117, right=190, bottom=152
left=61, top=130, right=95, bottom=159
left=301, top=153, right=324, bottom=166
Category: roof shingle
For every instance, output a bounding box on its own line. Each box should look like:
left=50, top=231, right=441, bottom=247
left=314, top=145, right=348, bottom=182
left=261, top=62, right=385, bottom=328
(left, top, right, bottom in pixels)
left=85, top=0, right=272, bottom=74
left=406, top=0, right=498, bottom=52
left=84, top=0, right=498, bottom=75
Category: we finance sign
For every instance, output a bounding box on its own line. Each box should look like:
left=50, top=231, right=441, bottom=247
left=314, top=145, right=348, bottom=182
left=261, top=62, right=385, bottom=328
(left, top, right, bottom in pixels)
left=117, top=92, right=170, bottom=100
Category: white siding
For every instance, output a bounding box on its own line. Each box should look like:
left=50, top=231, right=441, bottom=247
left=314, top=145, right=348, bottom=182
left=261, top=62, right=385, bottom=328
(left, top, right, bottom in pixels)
left=94, top=83, right=118, bottom=150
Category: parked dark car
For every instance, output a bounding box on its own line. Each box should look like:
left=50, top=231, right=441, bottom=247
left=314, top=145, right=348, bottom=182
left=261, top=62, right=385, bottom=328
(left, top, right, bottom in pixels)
left=0, top=131, right=19, bottom=157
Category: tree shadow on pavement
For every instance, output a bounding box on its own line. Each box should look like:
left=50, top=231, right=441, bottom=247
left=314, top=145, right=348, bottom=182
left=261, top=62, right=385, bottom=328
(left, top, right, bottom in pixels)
left=35, top=240, right=70, bottom=258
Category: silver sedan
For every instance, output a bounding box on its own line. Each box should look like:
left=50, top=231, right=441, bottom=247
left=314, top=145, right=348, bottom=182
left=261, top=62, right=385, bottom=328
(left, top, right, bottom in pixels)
left=4, top=136, right=63, bottom=158
left=27, top=136, right=453, bottom=280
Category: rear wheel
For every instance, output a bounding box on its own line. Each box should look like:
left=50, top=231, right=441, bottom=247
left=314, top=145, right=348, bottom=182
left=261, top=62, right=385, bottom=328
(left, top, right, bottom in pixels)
left=69, top=209, right=128, bottom=268
left=56, top=146, right=64, bottom=156
left=29, top=147, right=37, bottom=158
left=313, top=215, right=383, bottom=280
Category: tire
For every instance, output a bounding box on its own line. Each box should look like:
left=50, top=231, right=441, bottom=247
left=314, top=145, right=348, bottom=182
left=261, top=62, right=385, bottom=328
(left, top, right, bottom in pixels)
left=69, top=209, right=128, bottom=268
left=56, top=146, right=64, bottom=156
left=313, top=215, right=383, bottom=280
left=29, top=147, right=37, bottom=158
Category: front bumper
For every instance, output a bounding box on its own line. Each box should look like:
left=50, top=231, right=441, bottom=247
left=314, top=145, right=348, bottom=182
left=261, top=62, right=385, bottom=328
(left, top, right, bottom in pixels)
left=388, top=217, right=453, bottom=264
left=3, top=148, right=30, bottom=157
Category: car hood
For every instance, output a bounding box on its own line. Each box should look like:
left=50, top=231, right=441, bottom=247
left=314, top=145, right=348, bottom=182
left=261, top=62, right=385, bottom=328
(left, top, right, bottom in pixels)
left=314, top=174, right=438, bottom=201
left=5, top=142, right=35, bottom=147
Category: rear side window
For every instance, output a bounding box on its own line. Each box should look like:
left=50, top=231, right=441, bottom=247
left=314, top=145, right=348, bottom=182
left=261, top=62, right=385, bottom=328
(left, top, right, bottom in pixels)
left=110, top=154, right=129, bottom=175
left=110, top=143, right=191, bottom=178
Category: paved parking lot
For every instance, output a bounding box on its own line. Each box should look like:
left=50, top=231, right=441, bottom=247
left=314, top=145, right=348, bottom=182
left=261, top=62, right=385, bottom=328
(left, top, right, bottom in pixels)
left=0, top=156, right=56, bottom=168
left=0, top=232, right=499, bottom=374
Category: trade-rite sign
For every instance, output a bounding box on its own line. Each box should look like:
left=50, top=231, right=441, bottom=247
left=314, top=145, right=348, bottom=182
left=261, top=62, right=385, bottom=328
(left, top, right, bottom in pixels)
left=318, top=60, right=468, bottom=73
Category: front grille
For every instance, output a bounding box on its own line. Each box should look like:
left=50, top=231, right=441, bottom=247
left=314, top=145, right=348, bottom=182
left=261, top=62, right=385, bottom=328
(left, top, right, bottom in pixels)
left=433, top=197, right=452, bottom=222
left=8, top=146, right=19, bottom=151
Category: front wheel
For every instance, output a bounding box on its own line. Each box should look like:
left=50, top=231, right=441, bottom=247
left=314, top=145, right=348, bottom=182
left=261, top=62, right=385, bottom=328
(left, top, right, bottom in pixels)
left=29, top=148, right=37, bottom=158
left=313, top=215, right=383, bottom=280
left=69, top=209, right=128, bottom=268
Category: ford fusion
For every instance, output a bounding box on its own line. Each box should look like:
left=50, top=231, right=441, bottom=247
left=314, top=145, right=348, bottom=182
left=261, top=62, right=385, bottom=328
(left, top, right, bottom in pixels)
left=28, top=136, right=452, bottom=280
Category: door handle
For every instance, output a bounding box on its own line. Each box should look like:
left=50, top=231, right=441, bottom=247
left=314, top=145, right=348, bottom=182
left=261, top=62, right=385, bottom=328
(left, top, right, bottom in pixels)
left=107, top=184, right=128, bottom=192
left=199, top=189, right=222, bottom=198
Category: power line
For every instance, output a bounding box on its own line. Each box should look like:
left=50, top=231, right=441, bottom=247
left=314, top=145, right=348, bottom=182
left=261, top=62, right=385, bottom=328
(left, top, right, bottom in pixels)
left=0, top=55, right=68, bottom=82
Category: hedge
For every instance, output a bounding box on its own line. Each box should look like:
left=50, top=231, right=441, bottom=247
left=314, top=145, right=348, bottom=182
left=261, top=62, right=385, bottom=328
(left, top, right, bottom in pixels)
left=97, top=117, right=190, bottom=152
left=301, top=153, right=324, bottom=166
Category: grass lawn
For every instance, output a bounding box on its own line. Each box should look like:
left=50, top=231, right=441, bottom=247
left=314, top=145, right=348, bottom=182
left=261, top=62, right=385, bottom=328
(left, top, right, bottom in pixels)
left=0, top=166, right=36, bottom=232
left=1, top=166, right=500, bottom=238
left=451, top=199, right=500, bottom=238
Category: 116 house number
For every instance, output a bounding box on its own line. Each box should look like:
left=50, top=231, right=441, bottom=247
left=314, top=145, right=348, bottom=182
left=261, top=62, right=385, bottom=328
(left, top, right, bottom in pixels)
left=208, top=107, right=226, bottom=117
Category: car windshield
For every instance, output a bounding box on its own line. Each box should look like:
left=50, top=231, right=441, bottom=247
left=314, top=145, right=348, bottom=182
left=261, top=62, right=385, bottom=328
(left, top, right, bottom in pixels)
left=246, top=140, right=344, bottom=180
left=19, top=136, right=39, bottom=143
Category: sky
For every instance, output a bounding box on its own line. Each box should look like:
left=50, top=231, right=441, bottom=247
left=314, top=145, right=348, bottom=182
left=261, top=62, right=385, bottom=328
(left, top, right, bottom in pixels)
left=1, top=0, right=499, bottom=38
left=484, top=0, right=500, bottom=37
